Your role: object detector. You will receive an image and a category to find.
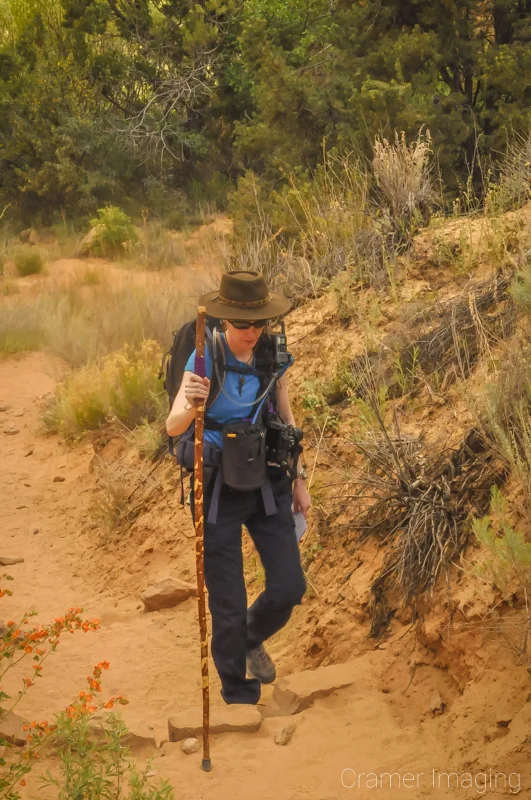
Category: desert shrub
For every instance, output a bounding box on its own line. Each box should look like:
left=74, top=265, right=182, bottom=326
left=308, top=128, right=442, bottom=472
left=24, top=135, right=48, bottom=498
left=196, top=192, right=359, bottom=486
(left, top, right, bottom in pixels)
left=510, top=262, right=531, bottom=314
left=0, top=279, right=18, bottom=296
left=478, top=347, right=531, bottom=504
left=332, top=274, right=385, bottom=332
left=43, top=340, right=166, bottom=439
left=87, top=207, right=138, bottom=258
left=88, top=456, right=161, bottom=540
left=495, top=129, right=531, bottom=211
left=470, top=485, right=531, bottom=592
left=372, top=129, right=437, bottom=247
left=126, top=418, right=166, bottom=460
left=14, top=248, right=44, bottom=276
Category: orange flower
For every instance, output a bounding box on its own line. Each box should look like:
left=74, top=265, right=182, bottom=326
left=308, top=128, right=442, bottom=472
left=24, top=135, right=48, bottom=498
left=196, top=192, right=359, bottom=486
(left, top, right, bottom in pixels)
left=20, top=779, right=26, bottom=786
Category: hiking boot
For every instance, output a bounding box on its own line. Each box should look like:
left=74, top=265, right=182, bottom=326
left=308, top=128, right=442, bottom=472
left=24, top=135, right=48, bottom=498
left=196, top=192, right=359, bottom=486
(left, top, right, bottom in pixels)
left=246, top=644, right=276, bottom=684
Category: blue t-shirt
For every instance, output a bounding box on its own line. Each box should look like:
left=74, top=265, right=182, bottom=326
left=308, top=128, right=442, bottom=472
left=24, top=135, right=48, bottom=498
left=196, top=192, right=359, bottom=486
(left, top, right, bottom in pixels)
left=184, top=332, right=294, bottom=448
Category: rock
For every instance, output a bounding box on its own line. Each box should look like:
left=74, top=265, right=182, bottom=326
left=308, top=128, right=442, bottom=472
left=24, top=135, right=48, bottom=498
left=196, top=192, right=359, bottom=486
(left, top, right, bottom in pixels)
left=0, top=405, right=9, bottom=412
left=79, top=225, right=105, bottom=256
left=24, top=448, right=34, bottom=457
left=16, top=505, right=28, bottom=510
left=53, top=475, right=66, bottom=483
left=485, top=725, right=508, bottom=743
left=33, top=529, right=40, bottom=535
left=4, top=427, right=19, bottom=435
left=274, top=721, right=298, bottom=746
left=18, top=229, right=32, bottom=244
left=0, top=710, right=30, bottom=746
left=13, top=411, right=24, bottom=418
left=75, top=713, right=157, bottom=752
left=429, top=690, right=446, bottom=715
left=181, top=737, right=200, bottom=754
left=262, top=663, right=359, bottom=718
left=141, top=577, right=198, bottom=612
left=168, top=704, right=261, bottom=742
left=0, top=556, right=25, bottom=566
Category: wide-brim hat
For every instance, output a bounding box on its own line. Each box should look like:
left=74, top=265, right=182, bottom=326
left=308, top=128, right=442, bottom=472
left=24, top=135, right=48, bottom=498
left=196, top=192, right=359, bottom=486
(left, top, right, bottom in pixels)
left=198, top=270, right=291, bottom=320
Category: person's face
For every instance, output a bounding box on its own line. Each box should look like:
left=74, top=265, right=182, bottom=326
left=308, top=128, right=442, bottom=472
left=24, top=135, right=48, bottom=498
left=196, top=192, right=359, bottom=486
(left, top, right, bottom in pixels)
left=224, top=319, right=266, bottom=349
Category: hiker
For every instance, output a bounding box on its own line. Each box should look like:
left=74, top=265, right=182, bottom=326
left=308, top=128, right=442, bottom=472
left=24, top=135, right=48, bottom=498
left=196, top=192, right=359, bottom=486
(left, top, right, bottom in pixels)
left=165, top=270, right=311, bottom=705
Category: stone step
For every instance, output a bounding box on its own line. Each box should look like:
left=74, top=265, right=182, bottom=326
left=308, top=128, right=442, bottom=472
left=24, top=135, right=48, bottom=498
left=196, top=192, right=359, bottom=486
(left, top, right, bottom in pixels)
left=168, top=704, right=261, bottom=742
left=261, top=661, right=361, bottom=717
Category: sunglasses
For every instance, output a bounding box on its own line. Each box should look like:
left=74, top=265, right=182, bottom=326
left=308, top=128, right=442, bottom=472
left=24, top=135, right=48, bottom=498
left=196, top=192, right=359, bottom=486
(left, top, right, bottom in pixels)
left=228, top=319, right=269, bottom=330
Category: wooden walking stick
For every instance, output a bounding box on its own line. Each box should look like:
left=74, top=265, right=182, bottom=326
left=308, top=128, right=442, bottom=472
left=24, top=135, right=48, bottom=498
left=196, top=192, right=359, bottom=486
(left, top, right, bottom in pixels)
left=193, top=306, right=212, bottom=772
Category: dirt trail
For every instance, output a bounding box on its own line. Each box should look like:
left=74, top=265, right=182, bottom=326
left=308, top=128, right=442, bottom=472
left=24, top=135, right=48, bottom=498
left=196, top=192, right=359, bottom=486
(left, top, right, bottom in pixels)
left=1, top=353, right=528, bottom=799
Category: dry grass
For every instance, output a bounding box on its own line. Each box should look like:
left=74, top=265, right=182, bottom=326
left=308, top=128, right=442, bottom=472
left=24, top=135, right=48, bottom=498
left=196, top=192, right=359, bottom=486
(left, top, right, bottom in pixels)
left=0, top=276, right=200, bottom=364
left=373, top=129, right=437, bottom=246
left=496, top=129, right=531, bottom=211
left=89, top=455, right=160, bottom=543
left=132, top=221, right=186, bottom=270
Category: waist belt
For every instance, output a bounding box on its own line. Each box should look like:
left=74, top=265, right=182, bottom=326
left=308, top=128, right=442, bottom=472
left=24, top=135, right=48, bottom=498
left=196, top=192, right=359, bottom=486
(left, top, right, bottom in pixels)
left=206, top=468, right=277, bottom=526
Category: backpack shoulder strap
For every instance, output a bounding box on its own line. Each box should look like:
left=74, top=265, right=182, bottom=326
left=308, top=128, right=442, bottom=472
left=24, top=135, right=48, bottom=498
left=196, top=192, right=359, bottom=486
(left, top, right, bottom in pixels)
left=249, top=333, right=280, bottom=419
left=206, top=327, right=226, bottom=411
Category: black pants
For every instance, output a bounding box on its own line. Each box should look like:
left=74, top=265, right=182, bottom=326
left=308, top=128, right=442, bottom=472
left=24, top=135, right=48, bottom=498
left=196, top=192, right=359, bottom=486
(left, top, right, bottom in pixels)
left=190, top=469, right=306, bottom=705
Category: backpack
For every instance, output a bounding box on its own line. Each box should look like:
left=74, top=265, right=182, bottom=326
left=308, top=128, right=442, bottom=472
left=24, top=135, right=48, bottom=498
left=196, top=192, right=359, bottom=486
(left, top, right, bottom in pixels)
left=159, top=317, right=222, bottom=414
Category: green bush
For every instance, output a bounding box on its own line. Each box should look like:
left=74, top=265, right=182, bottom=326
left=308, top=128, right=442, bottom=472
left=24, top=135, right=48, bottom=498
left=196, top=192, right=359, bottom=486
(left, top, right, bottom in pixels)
left=40, top=709, right=174, bottom=800
left=88, top=207, right=138, bottom=259
left=470, top=485, right=531, bottom=592
left=43, top=340, right=166, bottom=439
left=14, top=248, right=44, bottom=276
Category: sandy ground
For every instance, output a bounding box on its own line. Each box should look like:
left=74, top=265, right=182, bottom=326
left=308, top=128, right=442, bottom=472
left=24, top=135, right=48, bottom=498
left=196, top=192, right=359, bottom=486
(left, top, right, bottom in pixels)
left=1, top=351, right=529, bottom=800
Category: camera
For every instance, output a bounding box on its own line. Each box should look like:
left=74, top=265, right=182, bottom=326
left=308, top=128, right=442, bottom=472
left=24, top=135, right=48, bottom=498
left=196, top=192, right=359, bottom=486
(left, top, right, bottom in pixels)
left=265, top=418, right=304, bottom=474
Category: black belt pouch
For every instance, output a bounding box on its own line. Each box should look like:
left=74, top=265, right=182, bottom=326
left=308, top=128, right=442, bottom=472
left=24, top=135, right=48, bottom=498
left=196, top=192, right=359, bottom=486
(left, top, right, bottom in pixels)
left=221, top=421, right=266, bottom=490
